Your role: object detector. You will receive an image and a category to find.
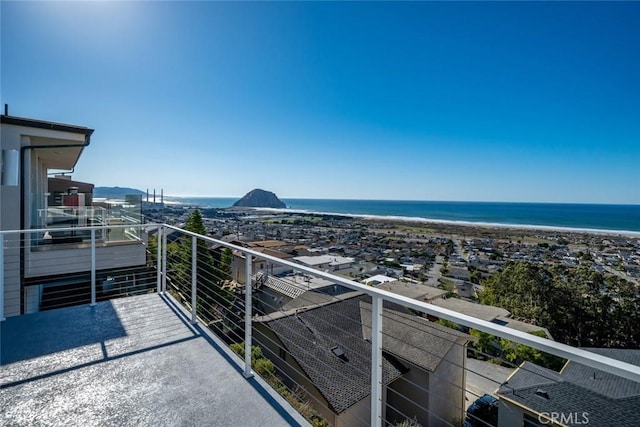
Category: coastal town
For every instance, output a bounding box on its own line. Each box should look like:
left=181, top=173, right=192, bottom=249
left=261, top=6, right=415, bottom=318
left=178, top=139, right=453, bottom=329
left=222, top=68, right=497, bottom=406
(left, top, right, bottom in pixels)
left=139, top=196, right=640, bottom=426
left=146, top=203, right=640, bottom=290
left=3, top=1, right=639, bottom=425
left=138, top=198, right=640, bottom=426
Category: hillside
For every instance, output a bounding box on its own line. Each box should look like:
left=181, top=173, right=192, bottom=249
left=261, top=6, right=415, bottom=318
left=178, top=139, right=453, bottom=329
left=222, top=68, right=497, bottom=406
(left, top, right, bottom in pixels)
left=233, top=189, right=286, bottom=208
left=94, top=186, right=146, bottom=198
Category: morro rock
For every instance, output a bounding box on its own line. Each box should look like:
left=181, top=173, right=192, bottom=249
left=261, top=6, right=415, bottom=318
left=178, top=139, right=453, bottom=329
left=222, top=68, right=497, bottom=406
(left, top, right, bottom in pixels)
left=233, top=189, right=286, bottom=209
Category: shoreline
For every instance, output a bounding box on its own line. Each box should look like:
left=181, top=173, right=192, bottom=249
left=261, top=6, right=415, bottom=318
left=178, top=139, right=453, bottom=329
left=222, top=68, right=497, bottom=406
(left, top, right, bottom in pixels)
left=251, top=207, right=640, bottom=237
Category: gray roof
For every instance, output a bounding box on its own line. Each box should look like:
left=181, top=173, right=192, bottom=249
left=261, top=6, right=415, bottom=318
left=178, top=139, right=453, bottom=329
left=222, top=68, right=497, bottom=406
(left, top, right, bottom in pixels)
left=561, top=348, right=640, bottom=399
left=261, top=294, right=472, bottom=414
left=359, top=301, right=472, bottom=372
left=280, top=290, right=338, bottom=311
left=494, top=316, right=552, bottom=338
left=430, top=298, right=511, bottom=322
left=376, top=281, right=448, bottom=302
left=497, top=350, right=640, bottom=427
left=263, top=295, right=406, bottom=414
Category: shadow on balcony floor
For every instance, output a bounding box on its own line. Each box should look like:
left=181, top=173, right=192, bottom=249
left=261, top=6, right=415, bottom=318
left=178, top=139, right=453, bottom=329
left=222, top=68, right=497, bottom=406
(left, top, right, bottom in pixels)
left=1, top=293, right=309, bottom=426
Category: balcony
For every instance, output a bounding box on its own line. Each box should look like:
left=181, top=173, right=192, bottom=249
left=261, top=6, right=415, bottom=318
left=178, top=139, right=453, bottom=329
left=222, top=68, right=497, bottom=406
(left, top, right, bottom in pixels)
left=1, top=293, right=309, bottom=426
left=21, top=214, right=146, bottom=283
left=35, top=204, right=144, bottom=245
left=2, top=224, right=640, bottom=426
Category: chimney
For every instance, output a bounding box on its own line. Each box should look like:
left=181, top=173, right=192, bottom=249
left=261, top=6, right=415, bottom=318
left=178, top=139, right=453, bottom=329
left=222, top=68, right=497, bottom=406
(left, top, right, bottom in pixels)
left=146, top=188, right=149, bottom=202
left=4, top=104, right=7, bottom=115
left=153, top=189, right=156, bottom=204
left=161, top=188, right=164, bottom=204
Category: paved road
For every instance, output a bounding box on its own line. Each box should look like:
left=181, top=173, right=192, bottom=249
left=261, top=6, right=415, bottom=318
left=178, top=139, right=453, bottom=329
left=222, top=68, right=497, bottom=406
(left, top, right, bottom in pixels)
left=453, top=239, right=465, bottom=260
left=464, top=357, right=515, bottom=409
left=425, top=258, right=443, bottom=287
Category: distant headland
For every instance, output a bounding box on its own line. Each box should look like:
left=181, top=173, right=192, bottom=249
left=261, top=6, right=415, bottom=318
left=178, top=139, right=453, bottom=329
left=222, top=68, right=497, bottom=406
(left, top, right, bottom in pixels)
left=94, top=186, right=145, bottom=198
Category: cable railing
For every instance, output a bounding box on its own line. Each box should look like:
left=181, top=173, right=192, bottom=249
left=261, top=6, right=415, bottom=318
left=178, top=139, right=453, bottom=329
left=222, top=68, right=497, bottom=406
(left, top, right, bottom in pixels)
left=2, top=223, right=640, bottom=427
left=0, top=224, right=155, bottom=318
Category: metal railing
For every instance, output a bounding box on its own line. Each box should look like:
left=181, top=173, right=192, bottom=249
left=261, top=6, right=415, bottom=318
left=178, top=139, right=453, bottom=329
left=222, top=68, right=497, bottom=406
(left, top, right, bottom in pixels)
left=0, top=224, right=153, bottom=317
left=35, top=205, right=144, bottom=244
left=2, top=223, right=640, bottom=427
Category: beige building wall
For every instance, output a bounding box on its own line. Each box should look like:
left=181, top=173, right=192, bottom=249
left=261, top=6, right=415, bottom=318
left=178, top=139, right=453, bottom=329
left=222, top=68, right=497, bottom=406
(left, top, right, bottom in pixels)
left=429, top=343, right=467, bottom=427
left=1, top=122, right=87, bottom=317
left=388, top=361, right=431, bottom=426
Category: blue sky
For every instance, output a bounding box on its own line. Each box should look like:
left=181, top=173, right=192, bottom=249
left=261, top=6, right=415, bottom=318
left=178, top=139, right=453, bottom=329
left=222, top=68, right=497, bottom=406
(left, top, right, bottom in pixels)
left=2, top=1, right=639, bottom=203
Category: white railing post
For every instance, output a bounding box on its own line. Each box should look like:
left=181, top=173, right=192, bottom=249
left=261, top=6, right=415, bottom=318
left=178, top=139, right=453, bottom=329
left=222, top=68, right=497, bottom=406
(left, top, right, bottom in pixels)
left=244, top=253, right=253, bottom=379
left=90, top=228, right=96, bottom=306
left=156, top=226, right=162, bottom=294
left=162, top=227, right=167, bottom=294
left=0, top=235, right=5, bottom=321
left=371, top=295, right=383, bottom=427
left=191, top=236, right=197, bottom=324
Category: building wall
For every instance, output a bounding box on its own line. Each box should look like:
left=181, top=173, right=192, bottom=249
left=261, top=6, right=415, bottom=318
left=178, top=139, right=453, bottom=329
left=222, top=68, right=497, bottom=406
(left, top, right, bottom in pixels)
left=232, top=254, right=261, bottom=284
left=498, top=400, right=524, bottom=427
left=429, top=343, right=467, bottom=427
left=254, top=287, right=293, bottom=314
left=1, top=129, right=25, bottom=317
left=232, top=253, right=293, bottom=284
left=1, top=123, right=87, bottom=317
left=336, top=394, right=371, bottom=427
left=24, top=242, right=147, bottom=278
left=387, top=361, right=431, bottom=426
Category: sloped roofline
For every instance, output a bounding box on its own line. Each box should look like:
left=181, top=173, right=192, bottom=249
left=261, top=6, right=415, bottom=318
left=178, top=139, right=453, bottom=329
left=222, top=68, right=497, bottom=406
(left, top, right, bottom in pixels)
left=1, top=115, right=94, bottom=136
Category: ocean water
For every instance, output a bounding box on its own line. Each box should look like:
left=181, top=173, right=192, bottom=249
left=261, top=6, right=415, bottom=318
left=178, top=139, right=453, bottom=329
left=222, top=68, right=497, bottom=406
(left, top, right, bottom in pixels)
left=165, top=197, right=640, bottom=233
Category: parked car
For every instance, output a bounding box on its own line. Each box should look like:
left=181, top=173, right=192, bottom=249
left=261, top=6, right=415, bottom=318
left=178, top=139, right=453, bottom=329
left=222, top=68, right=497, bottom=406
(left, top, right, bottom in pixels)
left=465, top=394, right=498, bottom=427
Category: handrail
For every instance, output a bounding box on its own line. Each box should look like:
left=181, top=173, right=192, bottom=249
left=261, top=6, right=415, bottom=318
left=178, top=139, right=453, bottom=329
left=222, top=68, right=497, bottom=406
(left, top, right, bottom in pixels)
left=0, top=223, right=152, bottom=235
left=2, top=223, right=639, bottom=383
left=160, top=223, right=640, bottom=384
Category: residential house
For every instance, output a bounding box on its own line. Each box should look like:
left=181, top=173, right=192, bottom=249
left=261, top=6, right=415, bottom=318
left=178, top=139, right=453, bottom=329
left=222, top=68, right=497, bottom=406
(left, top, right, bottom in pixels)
left=363, top=274, right=396, bottom=286
left=254, top=293, right=473, bottom=427
left=294, top=255, right=355, bottom=272
left=1, top=112, right=148, bottom=316
left=429, top=298, right=552, bottom=338
left=231, top=246, right=294, bottom=284
left=454, top=280, right=474, bottom=298
left=376, top=280, right=448, bottom=303
left=253, top=272, right=350, bottom=315
left=497, top=348, right=640, bottom=426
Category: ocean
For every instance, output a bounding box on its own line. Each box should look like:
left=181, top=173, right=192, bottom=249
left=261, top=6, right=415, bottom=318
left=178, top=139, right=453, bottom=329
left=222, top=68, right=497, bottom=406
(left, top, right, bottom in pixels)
left=164, top=197, right=640, bottom=234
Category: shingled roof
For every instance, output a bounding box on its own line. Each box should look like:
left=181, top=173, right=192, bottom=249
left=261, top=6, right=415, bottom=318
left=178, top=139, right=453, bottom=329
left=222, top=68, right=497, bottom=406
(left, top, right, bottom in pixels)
left=497, top=349, right=640, bottom=427
left=360, top=301, right=472, bottom=372
left=261, top=294, right=471, bottom=414
left=264, top=295, right=405, bottom=414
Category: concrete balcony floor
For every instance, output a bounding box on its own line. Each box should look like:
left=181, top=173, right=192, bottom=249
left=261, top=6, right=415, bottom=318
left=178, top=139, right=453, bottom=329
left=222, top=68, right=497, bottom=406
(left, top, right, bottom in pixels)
left=1, top=293, right=308, bottom=426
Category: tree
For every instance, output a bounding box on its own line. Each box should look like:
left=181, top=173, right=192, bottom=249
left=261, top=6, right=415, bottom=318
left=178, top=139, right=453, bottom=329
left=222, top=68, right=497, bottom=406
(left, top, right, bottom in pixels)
left=219, top=248, right=233, bottom=283
left=479, top=261, right=640, bottom=348
left=166, top=209, right=233, bottom=321
left=185, top=208, right=206, bottom=235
